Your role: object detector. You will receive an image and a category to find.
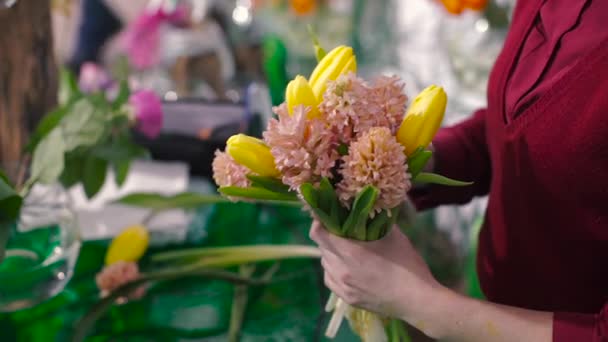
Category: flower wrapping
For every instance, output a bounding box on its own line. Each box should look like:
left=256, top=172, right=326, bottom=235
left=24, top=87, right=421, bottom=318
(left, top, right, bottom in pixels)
left=212, top=43, right=470, bottom=341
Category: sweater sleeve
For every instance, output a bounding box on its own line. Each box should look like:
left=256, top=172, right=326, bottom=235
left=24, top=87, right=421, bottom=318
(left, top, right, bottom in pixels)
left=410, top=108, right=492, bottom=210
left=553, top=305, right=608, bottom=341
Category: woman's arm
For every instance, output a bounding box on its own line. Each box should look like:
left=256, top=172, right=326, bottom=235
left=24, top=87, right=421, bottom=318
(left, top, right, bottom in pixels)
left=414, top=287, right=552, bottom=341
left=310, top=222, right=553, bottom=341
left=410, top=108, right=492, bottom=210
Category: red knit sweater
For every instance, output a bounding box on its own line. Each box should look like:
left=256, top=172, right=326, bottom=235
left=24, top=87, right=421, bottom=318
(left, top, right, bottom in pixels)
left=411, top=0, right=608, bottom=340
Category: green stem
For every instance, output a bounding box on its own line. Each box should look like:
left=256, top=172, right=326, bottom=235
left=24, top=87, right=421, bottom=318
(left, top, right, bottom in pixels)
left=228, top=265, right=256, bottom=342
left=151, top=245, right=320, bottom=263
left=71, top=268, right=274, bottom=342
left=389, top=319, right=399, bottom=342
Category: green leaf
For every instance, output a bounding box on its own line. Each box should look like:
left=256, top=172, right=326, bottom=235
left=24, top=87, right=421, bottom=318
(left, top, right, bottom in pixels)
left=408, top=149, right=433, bottom=179
left=115, top=192, right=229, bottom=211
left=246, top=175, right=291, bottom=194
left=82, top=156, right=107, bottom=199
left=30, top=129, right=66, bottom=184
left=299, top=183, right=318, bottom=208
left=0, top=169, right=10, bottom=185
left=307, top=25, right=326, bottom=62
left=25, top=106, right=69, bottom=153
left=414, top=172, right=473, bottom=187
left=299, top=183, right=341, bottom=235
left=92, top=139, right=148, bottom=162
left=113, top=159, right=130, bottom=186
left=367, top=210, right=390, bottom=241
left=58, top=68, right=81, bottom=106
left=317, top=179, right=331, bottom=214
left=61, top=98, right=107, bottom=152
left=318, top=178, right=345, bottom=228
left=342, top=185, right=379, bottom=240
left=337, top=143, right=349, bottom=156
left=0, top=175, right=22, bottom=263
left=0, top=176, right=22, bottom=222
left=60, top=154, right=85, bottom=188
left=219, top=187, right=298, bottom=202
left=111, top=79, right=130, bottom=110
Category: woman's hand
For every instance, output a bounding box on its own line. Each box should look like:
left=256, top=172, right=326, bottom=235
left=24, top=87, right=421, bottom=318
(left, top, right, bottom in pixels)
left=310, top=221, right=553, bottom=341
left=309, top=221, right=442, bottom=320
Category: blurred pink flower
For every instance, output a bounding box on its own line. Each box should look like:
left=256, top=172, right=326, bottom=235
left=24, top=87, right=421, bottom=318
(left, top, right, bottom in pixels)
left=212, top=150, right=251, bottom=189
left=337, top=127, right=411, bottom=216
left=129, top=90, right=163, bottom=139
left=122, top=6, right=188, bottom=70
left=264, top=104, right=339, bottom=190
left=79, top=62, right=113, bottom=93
left=95, top=261, right=145, bottom=299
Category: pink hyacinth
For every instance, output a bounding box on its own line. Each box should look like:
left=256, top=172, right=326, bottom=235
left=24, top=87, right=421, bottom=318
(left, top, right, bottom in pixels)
left=79, top=62, right=113, bottom=93
left=264, top=104, right=339, bottom=191
left=370, top=75, right=408, bottom=134
left=212, top=150, right=251, bottom=189
left=337, top=127, right=411, bottom=216
left=129, top=90, right=163, bottom=139
left=95, top=261, right=145, bottom=299
left=320, top=73, right=408, bottom=142
left=320, top=72, right=372, bottom=143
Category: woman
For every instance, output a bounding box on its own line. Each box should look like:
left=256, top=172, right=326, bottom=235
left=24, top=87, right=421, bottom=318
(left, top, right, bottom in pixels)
left=310, top=0, right=608, bottom=340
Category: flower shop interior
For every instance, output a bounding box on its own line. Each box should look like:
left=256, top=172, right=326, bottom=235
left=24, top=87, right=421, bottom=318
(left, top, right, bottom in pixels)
left=0, top=0, right=515, bottom=341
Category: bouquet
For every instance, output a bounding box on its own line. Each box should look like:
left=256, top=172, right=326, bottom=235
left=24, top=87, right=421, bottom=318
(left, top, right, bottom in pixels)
left=212, top=40, right=469, bottom=341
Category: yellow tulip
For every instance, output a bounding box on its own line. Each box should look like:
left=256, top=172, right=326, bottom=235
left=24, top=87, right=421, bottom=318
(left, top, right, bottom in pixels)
left=227, top=134, right=280, bottom=177
left=105, top=224, right=150, bottom=265
left=286, top=75, right=319, bottom=118
left=308, top=45, right=357, bottom=101
left=397, top=85, right=447, bottom=156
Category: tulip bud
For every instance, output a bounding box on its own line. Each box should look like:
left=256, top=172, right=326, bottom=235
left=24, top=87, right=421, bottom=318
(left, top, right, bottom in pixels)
left=105, top=225, right=150, bottom=265
left=286, top=75, right=320, bottom=118
left=397, top=85, right=447, bottom=156
left=226, top=134, right=280, bottom=177
left=308, top=45, right=357, bottom=101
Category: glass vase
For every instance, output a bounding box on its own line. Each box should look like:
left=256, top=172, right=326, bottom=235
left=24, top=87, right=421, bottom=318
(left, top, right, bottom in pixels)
left=0, top=184, right=80, bottom=312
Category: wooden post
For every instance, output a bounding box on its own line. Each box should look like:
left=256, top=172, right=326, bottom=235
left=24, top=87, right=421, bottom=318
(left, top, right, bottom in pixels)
left=0, top=0, right=58, bottom=173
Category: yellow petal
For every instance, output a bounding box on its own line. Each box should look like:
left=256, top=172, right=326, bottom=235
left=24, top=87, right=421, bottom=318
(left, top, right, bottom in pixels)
left=339, top=55, right=357, bottom=76
left=286, top=75, right=319, bottom=118
left=227, top=134, right=280, bottom=177
left=310, top=47, right=355, bottom=100
left=397, top=85, right=447, bottom=156
left=105, top=224, right=150, bottom=265
left=309, top=45, right=348, bottom=86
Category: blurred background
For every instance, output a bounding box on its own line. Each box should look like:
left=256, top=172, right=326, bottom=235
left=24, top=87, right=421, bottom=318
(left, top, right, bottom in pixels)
left=1, top=0, right=514, bottom=340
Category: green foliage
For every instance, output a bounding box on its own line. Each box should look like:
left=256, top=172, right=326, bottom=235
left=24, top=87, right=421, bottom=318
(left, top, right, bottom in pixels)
left=0, top=174, right=22, bottom=222
left=407, top=147, right=433, bottom=179
left=342, top=185, right=379, bottom=240
left=115, top=192, right=229, bottom=211
left=82, top=157, right=107, bottom=199
left=58, top=68, right=82, bottom=106
left=246, top=175, right=291, bottom=194
left=25, top=69, right=147, bottom=199
left=414, top=172, right=473, bottom=187
left=111, top=80, right=130, bottom=110
left=0, top=172, right=22, bottom=263
left=30, top=129, right=66, bottom=184
left=219, top=187, right=298, bottom=202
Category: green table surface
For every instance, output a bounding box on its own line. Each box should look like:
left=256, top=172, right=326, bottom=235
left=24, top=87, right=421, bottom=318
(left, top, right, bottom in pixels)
left=0, top=202, right=365, bottom=342
left=1, top=200, right=465, bottom=342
